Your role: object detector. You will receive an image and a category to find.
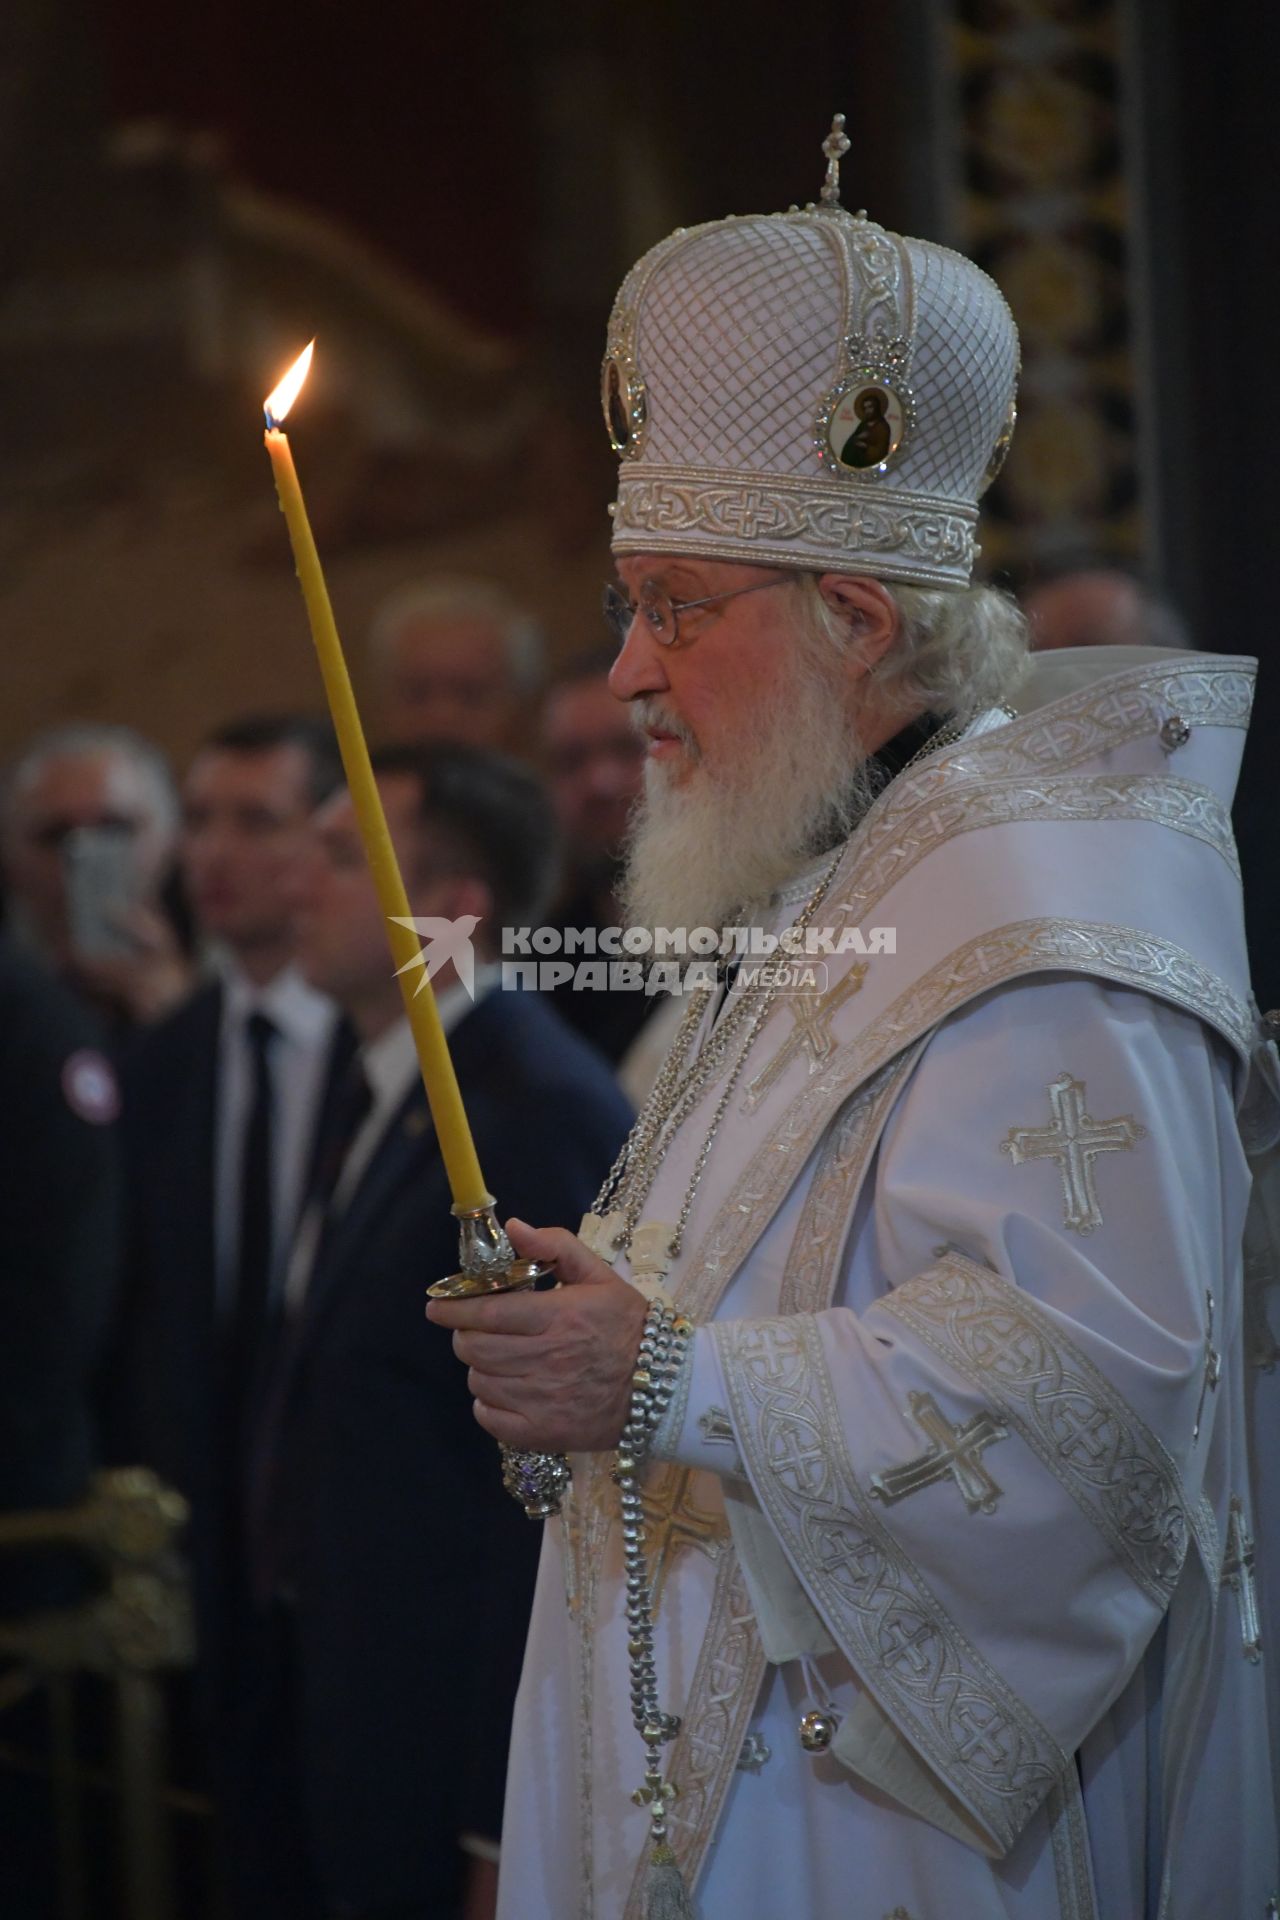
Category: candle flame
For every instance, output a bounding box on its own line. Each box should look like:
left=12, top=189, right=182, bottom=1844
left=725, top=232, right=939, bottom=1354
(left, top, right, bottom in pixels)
left=264, top=340, right=315, bottom=428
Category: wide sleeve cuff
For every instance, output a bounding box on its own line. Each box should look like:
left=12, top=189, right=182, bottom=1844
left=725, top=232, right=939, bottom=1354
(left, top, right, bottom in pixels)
left=649, top=1326, right=746, bottom=1478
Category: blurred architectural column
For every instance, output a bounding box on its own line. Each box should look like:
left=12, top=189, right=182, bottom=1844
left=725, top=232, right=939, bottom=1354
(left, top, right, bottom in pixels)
left=931, top=0, right=1154, bottom=585
left=928, top=0, right=1275, bottom=999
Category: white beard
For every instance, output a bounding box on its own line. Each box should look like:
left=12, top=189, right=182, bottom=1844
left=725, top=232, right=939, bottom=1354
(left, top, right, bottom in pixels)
left=621, top=663, right=875, bottom=943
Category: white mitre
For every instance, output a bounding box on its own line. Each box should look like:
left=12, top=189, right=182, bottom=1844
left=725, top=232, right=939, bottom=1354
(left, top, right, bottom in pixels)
left=603, top=115, right=1019, bottom=590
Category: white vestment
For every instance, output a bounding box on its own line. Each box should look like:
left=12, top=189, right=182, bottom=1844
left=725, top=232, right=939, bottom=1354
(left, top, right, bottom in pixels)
left=497, top=648, right=1279, bottom=1920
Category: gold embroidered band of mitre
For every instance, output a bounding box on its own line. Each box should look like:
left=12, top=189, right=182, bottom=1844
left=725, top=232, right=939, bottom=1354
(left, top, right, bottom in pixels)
left=612, top=470, right=977, bottom=589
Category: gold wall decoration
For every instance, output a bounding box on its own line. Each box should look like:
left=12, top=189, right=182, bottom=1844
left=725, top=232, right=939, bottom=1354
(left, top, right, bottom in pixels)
left=948, top=0, right=1147, bottom=580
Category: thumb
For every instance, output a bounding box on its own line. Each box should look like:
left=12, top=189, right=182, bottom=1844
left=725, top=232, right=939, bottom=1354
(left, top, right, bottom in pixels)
left=506, top=1217, right=614, bottom=1287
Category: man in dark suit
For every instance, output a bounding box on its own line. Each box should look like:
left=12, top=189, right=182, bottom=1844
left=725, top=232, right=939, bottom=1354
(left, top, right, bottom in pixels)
left=231, top=743, right=632, bottom=1920
left=0, top=935, right=120, bottom=1913
left=107, top=715, right=345, bottom=1496
left=103, top=712, right=350, bottom=1878
left=0, top=935, right=120, bottom=1603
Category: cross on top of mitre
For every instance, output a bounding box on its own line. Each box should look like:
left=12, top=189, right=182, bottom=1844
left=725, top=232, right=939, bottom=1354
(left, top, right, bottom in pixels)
left=820, top=113, right=851, bottom=207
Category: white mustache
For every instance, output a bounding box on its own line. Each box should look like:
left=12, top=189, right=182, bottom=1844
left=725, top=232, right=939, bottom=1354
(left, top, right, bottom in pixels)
left=630, top=697, right=700, bottom=759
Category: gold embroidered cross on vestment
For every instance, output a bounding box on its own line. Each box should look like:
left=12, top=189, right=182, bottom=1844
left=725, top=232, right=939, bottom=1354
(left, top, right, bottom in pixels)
left=640, top=1464, right=728, bottom=1612
left=1001, top=1072, right=1146, bottom=1234
left=1222, top=1495, right=1263, bottom=1663
left=870, top=1389, right=1008, bottom=1515
left=743, top=962, right=868, bottom=1112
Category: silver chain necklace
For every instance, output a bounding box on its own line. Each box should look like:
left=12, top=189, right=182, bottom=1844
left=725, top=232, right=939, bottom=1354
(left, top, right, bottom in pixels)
left=593, top=846, right=844, bottom=1260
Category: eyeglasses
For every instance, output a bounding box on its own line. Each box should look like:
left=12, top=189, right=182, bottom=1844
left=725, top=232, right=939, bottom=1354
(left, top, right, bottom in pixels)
left=602, top=575, right=789, bottom=649
left=29, top=814, right=140, bottom=852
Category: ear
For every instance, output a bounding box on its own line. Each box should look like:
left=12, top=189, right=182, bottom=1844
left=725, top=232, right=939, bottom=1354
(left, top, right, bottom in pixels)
left=815, top=574, right=901, bottom=678
left=425, top=872, right=497, bottom=949
left=431, top=871, right=491, bottom=922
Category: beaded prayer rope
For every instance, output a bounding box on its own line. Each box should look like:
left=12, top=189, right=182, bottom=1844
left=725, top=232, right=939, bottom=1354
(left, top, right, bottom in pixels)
left=613, top=1298, right=694, bottom=1852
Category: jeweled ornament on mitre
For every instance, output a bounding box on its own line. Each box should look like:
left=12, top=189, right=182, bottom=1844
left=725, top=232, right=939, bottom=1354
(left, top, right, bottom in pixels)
left=603, top=113, right=1020, bottom=592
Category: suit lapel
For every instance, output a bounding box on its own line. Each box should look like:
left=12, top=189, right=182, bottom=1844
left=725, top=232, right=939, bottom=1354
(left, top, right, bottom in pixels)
left=300, top=1015, right=360, bottom=1199
left=282, top=995, right=505, bottom=1365
left=290, top=1083, right=437, bottom=1358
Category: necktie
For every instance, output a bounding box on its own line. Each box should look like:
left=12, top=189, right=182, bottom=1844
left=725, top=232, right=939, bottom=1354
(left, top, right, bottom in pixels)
left=228, top=1009, right=278, bottom=1396
left=219, top=1010, right=276, bottom=1586
left=244, top=1053, right=371, bottom=1608
left=307, top=1054, right=373, bottom=1223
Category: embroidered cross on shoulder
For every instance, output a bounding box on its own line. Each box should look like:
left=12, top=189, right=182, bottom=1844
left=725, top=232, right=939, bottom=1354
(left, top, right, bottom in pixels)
left=1000, top=1072, right=1146, bottom=1234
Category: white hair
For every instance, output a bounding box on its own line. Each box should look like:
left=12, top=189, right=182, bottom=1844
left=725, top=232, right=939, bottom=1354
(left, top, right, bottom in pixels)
left=791, top=573, right=1030, bottom=722
left=368, top=577, right=545, bottom=696
left=1022, top=567, right=1193, bottom=653
left=3, top=722, right=179, bottom=835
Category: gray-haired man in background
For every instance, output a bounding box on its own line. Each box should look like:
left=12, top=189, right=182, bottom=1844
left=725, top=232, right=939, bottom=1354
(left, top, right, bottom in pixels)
left=368, top=577, right=544, bottom=753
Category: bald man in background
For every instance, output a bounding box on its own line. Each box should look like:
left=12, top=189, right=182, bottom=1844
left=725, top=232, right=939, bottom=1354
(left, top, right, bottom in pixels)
left=367, top=578, right=544, bottom=752
left=1023, top=566, right=1189, bottom=652
left=538, top=646, right=681, bottom=1089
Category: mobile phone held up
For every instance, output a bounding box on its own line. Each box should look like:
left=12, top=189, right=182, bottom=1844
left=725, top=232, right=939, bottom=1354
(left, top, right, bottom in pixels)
left=64, top=825, right=142, bottom=960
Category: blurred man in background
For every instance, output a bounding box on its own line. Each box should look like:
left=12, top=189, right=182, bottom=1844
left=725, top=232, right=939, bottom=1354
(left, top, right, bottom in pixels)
left=368, top=577, right=544, bottom=751
left=0, top=722, right=193, bottom=1030
left=542, top=647, right=643, bottom=929
left=1023, top=564, right=1190, bottom=652
left=105, top=713, right=349, bottom=1898
left=539, top=645, right=656, bottom=1073
left=227, top=742, right=631, bottom=1920
left=0, top=935, right=120, bottom=1611
left=105, top=712, right=349, bottom=1912
left=0, top=933, right=121, bottom=1914
left=109, top=714, right=347, bottom=1507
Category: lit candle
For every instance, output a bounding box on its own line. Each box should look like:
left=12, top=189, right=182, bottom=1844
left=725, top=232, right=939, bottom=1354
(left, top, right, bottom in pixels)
left=263, top=342, right=491, bottom=1212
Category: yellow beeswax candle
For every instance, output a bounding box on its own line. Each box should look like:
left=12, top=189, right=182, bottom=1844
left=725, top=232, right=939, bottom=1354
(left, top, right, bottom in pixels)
left=263, top=343, right=491, bottom=1211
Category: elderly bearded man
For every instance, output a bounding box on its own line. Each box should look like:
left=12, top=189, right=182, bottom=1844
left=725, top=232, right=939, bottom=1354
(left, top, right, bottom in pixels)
left=430, top=127, right=1278, bottom=1920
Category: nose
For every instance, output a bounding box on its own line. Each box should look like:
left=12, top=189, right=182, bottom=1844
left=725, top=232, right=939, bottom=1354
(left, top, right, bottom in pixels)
left=608, top=617, right=670, bottom=703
